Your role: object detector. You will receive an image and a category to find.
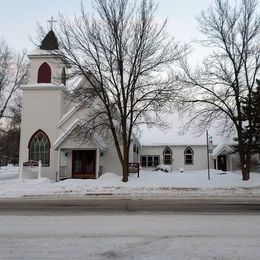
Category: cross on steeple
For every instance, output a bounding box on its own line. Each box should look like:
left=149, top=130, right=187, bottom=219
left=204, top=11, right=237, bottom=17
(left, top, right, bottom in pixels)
left=47, top=16, right=57, bottom=30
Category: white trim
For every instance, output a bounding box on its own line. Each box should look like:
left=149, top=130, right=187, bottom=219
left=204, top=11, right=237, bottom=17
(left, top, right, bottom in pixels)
left=53, top=119, right=81, bottom=150
left=53, top=119, right=107, bottom=151
left=229, top=155, right=233, bottom=171
left=96, top=148, right=99, bottom=178
left=28, top=48, right=60, bottom=57
left=57, top=104, right=83, bottom=128
left=21, top=84, right=68, bottom=92
left=57, top=148, right=61, bottom=181
left=211, top=144, right=233, bottom=158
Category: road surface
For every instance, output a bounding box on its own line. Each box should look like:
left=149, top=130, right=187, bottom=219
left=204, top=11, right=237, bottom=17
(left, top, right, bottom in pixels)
left=0, top=197, right=260, bottom=215
left=1, top=198, right=260, bottom=259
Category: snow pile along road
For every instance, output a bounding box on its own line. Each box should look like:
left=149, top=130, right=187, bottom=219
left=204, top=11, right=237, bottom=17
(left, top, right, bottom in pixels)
left=0, top=164, right=260, bottom=198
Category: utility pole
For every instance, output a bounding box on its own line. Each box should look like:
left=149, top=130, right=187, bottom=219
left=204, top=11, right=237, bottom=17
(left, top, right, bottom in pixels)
left=206, top=130, right=213, bottom=180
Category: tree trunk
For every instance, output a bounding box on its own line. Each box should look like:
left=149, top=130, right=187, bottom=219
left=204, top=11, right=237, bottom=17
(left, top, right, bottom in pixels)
left=238, top=143, right=251, bottom=181
left=241, top=165, right=250, bottom=180
left=122, top=144, right=129, bottom=182
left=122, top=161, right=129, bottom=182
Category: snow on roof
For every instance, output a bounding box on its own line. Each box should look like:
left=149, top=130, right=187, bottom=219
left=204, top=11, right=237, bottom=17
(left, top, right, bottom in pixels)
left=66, top=76, right=84, bottom=91
left=140, top=113, right=234, bottom=146
left=211, top=144, right=234, bottom=158
left=54, top=119, right=81, bottom=150
left=28, top=48, right=58, bottom=57
left=140, top=127, right=234, bottom=146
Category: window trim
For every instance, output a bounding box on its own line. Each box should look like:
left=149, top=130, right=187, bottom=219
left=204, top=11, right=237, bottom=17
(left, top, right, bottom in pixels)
left=184, top=147, right=194, bottom=165
left=163, top=147, right=172, bottom=165
left=141, top=155, right=160, bottom=167
left=28, top=129, right=51, bottom=167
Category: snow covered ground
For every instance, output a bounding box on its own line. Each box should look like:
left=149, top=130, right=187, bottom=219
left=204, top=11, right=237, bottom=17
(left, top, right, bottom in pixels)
left=0, top=165, right=260, bottom=198
left=1, top=165, right=260, bottom=259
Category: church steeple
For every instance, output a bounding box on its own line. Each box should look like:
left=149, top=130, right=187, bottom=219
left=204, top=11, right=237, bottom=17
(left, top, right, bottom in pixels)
left=27, top=17, right=68, bottom=86
left=40, top=30, right=59, bottom=50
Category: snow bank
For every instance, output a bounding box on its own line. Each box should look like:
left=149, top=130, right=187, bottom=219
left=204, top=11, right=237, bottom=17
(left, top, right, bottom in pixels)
left=0, top=166, right=260, bottom=198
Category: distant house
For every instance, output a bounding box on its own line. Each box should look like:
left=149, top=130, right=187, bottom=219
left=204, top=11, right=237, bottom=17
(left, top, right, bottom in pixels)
left=140, top=143, right=239, bottom=172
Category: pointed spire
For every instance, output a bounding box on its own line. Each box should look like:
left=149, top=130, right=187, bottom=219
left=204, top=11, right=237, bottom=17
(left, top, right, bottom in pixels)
left=40, top=30, right=59, bottom=50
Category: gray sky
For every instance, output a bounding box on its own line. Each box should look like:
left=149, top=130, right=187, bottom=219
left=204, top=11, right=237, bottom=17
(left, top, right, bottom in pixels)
left=0, top=0, right=242, bottom=64
left=0, top=0, right=222, bottom=50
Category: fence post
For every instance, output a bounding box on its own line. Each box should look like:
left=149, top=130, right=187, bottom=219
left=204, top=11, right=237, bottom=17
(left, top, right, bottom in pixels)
left=19, top=161, right=23, bottom=181
left=38, top=160, right=42, bottom=179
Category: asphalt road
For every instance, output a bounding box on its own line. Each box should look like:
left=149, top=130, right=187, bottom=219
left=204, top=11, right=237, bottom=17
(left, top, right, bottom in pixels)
left=0, top=197, right=260, bottom=215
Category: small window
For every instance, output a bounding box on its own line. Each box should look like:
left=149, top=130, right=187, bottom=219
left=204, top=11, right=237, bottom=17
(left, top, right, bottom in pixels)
left=154, top=156, right=159, bottom=166
left=141, top=156, right=147, bottom=167
left=148, top=156, right=153, bottom=167
left=28, top=130, right=50, bottom=166
left=37, top=62, right=51, bottom=83
left=141, top=155, right=160, bottom=167
left=163, top=147, right=172, bottom=165
left=184, top=147, right=194, bottom=165
left=133, top=144, right=137, bottom=153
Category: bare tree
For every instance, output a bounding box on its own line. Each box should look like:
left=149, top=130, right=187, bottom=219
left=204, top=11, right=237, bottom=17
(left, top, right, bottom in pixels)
left=54, top=0, right=186, bottom=181
left=177, top=0, right=260, bottom=180
left=0, top=40, right=29, bottom=132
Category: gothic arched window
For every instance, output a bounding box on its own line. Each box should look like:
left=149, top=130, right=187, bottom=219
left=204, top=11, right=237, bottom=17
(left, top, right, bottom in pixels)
left=163, top=147, right=172, bottom=165
left=37, top=62, right=51, bottom=83
left=184, top=147, right=194, bottom=165
left=28, top=130, right=50, bottom=166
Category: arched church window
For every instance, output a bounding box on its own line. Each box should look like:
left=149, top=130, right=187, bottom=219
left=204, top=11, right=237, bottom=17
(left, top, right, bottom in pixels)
left=184, top=147, right=194, bottom=165
left=28, top=130, right=50, bottom=166
left=163, top=147, right=172, bottom=165
left=61, top=67, right=66, bottom=85
left=37, top=62, right=51, bottom=83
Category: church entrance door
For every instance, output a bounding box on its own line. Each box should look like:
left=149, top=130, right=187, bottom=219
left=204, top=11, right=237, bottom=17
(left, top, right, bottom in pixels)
left=72, top=150, right=96, bottom=179
left=217, top=155, right=227, bottom=172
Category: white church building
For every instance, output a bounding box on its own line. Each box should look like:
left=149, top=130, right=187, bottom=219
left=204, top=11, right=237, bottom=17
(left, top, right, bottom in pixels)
left=19, top=30, right=240, bottom=181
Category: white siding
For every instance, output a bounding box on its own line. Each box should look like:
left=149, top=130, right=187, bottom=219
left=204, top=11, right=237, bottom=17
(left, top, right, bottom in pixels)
left=141, top=145, right=214, bottom=171
left=19, top=87, right=65, bottom=180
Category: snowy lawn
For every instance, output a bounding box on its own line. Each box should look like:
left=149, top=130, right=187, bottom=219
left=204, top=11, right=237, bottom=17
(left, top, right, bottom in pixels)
left=0, top=165, right=260, bottom=198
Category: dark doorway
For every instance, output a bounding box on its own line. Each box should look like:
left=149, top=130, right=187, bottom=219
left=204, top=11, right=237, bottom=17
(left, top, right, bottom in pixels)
left=217, top=155, right=227, bottom=171
left=72, top=150, right=96, bottom=179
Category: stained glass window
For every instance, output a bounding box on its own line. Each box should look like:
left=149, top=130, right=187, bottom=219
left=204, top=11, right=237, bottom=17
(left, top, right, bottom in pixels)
left=29, top=130, right=50, bottom=166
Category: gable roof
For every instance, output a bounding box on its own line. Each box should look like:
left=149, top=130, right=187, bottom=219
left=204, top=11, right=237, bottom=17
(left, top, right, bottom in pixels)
left=53, top=119, right=107, bottom=151
left=211, top=144, right=234, bottom=158
left=53, top=119, right=80, bottom=150
left=57, top=104, right=83, bottom=128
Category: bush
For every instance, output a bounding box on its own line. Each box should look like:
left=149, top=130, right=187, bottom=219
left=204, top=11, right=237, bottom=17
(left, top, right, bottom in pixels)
left=156, top=164, right=173, bottom=172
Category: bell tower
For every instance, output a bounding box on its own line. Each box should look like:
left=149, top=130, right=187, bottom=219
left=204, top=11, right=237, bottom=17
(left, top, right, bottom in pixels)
left=19, top=22, right=69, bottom=180
left=28, top=28, right=67, bottom=86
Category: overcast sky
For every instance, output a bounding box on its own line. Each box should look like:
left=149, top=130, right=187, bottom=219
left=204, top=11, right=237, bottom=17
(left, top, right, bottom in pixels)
left=0, top=0, right=238, bottom=56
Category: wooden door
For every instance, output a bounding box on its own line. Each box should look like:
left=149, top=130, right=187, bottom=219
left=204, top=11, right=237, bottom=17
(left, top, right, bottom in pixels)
left=72, top=150, right=96, bottom=179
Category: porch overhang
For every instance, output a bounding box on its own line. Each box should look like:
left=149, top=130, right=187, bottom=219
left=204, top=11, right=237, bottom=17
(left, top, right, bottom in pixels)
left=211, top=144, right=234, bottom=159
left=53, top=119, right=107, bottom=151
